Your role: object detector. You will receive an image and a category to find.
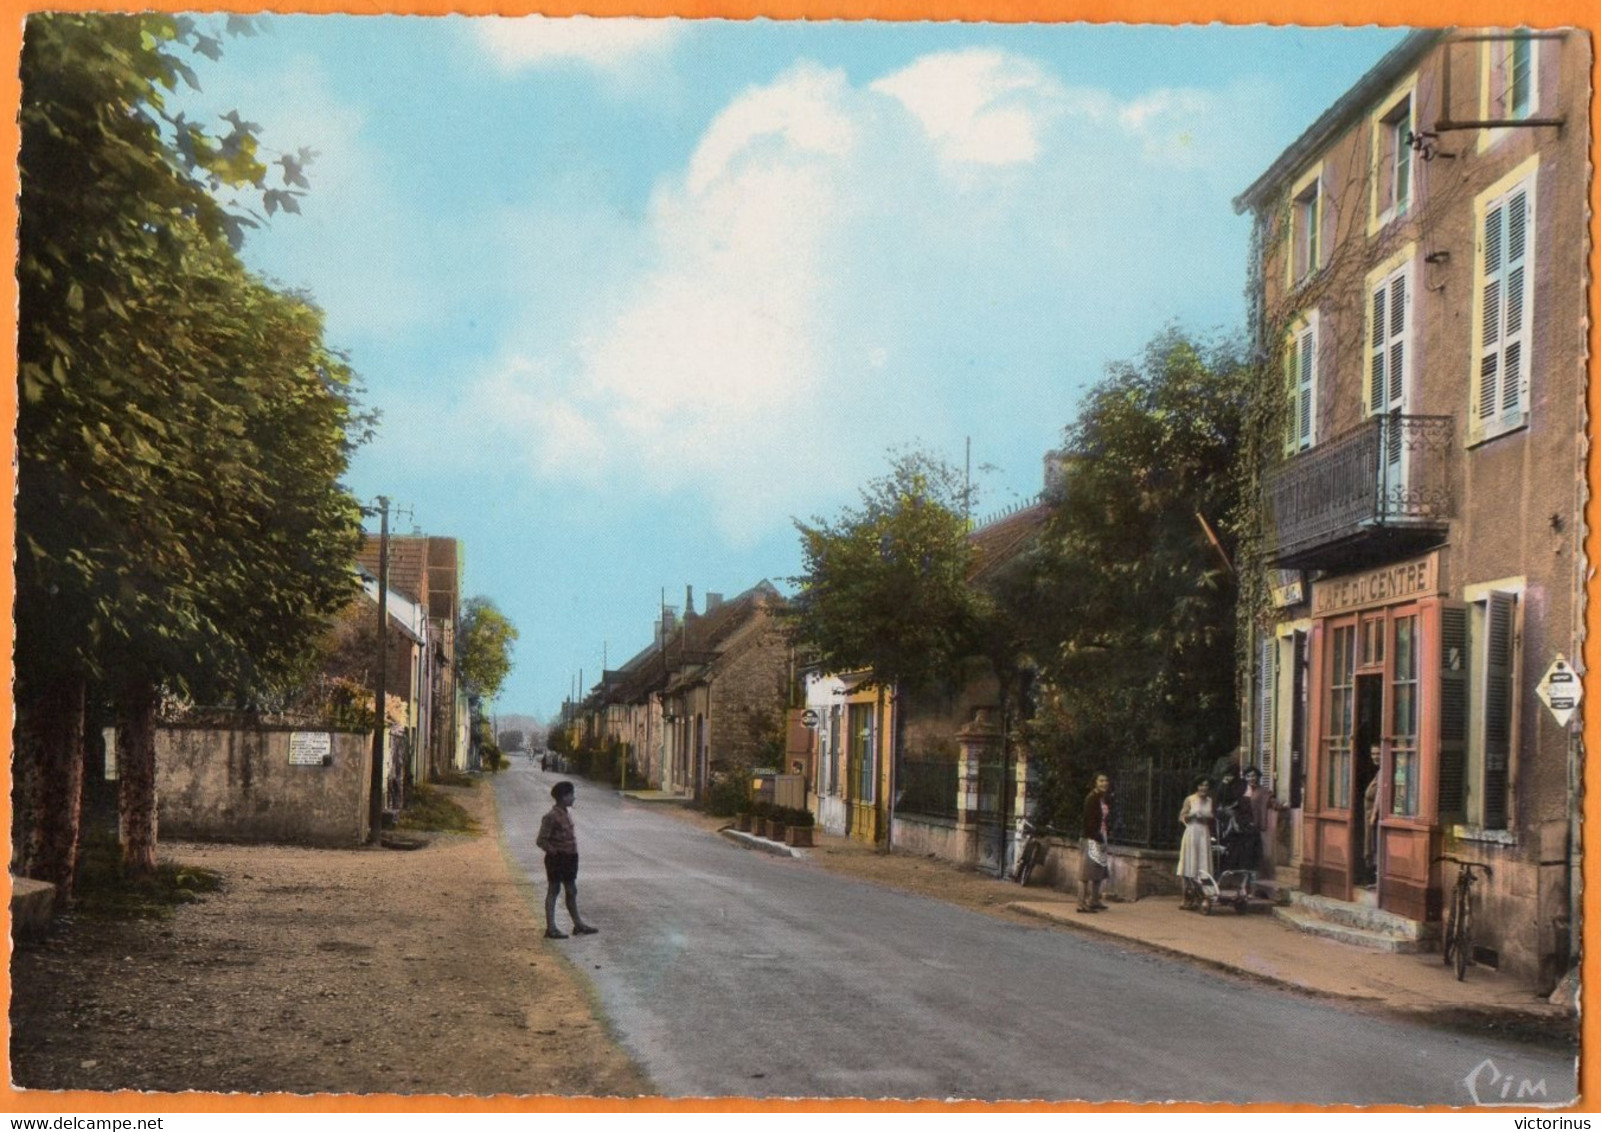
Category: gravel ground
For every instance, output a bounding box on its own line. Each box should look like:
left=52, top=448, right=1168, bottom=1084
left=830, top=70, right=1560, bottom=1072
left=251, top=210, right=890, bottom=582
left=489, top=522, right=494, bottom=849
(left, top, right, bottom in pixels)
left=9, top=778, right=651, bottom=1098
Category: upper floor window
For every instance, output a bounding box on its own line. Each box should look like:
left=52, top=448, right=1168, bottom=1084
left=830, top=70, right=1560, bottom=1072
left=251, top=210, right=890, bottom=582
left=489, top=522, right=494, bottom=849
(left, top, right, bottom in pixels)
left=1472, top=162, right=1536, bottom=442
left=1289, top=169, right=1323, bottom=283
left=1284, top=314, right=1318, bottom=453
left=1371, top=91, right=1415, bottom=229
left=1486, top=30, right=1539, bottom=123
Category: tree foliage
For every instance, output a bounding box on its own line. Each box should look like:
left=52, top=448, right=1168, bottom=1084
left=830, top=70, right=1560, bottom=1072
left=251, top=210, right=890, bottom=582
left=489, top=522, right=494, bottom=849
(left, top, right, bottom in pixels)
left=787, top=449, right=983, bottom=695
left=1016, top=328, right=1251, bottom=824
left=16, top=13, right=368, bottom=886
left=458, top=597, right=519, bottom=703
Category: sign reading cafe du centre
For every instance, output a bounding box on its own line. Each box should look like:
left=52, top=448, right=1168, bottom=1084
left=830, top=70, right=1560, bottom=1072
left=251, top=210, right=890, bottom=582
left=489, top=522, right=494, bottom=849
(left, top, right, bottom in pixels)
left=1311, top=554, right=1442, bottom=618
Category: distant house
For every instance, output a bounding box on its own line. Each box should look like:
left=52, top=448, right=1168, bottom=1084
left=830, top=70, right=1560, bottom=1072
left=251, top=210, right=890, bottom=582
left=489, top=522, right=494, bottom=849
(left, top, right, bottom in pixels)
left=583, top=581, right=791, bottom=802
left=804, top=471, right=1053, bottom=858
left=356, top=534, right=466, bottom=779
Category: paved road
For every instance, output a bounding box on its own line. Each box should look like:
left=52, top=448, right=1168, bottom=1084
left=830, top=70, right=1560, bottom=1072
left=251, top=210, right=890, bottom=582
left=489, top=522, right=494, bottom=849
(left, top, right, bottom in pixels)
left=497, top=761, right=1575, bottom=1104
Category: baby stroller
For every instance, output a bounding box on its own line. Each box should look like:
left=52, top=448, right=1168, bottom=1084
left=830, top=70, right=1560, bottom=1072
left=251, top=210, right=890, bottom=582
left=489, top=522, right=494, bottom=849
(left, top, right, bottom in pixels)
left=1193, top=800, right=1263, bottom=915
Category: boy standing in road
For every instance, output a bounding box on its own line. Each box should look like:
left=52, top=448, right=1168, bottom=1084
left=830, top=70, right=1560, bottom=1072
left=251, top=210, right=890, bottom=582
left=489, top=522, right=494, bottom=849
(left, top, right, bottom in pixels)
left=536, top=781, right=599, bottom=940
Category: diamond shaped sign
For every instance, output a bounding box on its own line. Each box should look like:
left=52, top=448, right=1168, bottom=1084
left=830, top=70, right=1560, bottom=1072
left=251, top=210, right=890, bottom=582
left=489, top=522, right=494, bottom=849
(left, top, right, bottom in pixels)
left=1536, top=654, right=1582, bottom=727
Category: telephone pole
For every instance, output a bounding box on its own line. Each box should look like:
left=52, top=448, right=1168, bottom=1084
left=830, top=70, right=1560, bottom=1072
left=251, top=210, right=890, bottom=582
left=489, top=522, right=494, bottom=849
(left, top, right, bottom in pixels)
left=368, top=496, right=390, bottom=844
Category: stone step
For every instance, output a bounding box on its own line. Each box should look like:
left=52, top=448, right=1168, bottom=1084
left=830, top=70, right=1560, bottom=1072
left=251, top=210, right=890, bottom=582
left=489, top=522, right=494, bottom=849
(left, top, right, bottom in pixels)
left=11, top=875, right=55, bottom=940
left=1272, top=905, right=1435, bottom=953
left=1289, top=889, right=1438, bottom=940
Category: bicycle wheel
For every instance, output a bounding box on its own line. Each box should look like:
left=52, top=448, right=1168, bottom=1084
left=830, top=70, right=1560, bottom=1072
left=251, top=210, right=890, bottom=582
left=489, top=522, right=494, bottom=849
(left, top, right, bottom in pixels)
left=1454, top=893, right=1472, bottom=981
left=1018, top=845, right=1039, bottom=887
left=1442, top=884, right=1460, bottom=967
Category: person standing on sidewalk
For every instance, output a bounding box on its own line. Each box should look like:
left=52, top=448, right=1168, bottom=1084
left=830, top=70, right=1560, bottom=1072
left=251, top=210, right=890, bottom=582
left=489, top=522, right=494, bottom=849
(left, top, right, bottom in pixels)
left=1077, top=773, right=1112, bottom=913
left=536, top=781, right=599, bottom=940
left=1176, top=778, right=1215, bottom=910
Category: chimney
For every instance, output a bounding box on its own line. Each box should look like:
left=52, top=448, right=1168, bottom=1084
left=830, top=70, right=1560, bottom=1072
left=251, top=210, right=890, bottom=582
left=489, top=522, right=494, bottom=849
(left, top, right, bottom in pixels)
left=706, top=592, right=724, bottom=611
left=659, top=605, right=679, bottom=644
left=684, top=585, right=696, bottom=617
left=1043, top=450, right=1070, bottom=498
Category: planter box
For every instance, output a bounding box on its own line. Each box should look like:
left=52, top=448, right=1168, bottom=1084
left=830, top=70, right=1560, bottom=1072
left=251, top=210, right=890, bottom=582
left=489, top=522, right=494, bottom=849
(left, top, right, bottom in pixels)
left=735, top=814, right=753, bottom=833
left=768, top=821, right=787, bottom=842
left=785, top=825, right=814, bottom=847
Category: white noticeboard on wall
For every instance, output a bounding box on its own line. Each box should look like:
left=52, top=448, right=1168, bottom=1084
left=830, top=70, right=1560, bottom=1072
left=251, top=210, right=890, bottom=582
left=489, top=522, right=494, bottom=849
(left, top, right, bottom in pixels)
left=289, top=731, right=333, bottom=766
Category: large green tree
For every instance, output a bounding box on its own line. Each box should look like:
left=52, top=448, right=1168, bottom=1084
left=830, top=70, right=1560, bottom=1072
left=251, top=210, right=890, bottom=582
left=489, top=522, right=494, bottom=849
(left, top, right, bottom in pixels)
left=787, top=449, right=982, bottom=696
left=17, top=13, right=364, bottom=891
left=1017, top=327, right=1251, bottom=827
left=458, top=597, right=519, bottom=703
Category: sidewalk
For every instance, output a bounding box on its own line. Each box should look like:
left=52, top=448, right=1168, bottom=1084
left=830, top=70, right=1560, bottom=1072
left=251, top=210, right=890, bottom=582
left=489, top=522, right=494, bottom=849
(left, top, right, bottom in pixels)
left=1008, top=895, right=1570, bottom=1029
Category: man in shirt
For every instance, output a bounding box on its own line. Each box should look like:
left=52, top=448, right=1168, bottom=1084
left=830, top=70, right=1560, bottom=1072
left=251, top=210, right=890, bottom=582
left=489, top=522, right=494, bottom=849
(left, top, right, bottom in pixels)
left=536, top=781, right=599, bottom=940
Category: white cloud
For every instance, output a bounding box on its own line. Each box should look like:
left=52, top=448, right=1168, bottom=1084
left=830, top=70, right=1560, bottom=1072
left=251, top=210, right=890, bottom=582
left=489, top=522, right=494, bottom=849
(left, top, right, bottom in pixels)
left=432, top=50, right=1261, bottom=543
left=870, top=49, right=1062, bottom=166
left=473, top=16, right=683, bottom=73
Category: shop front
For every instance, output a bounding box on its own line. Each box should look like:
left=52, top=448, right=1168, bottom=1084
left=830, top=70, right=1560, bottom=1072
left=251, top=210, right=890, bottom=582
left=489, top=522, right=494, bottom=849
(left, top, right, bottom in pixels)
left=1300, top=552, right=1449, bottom=922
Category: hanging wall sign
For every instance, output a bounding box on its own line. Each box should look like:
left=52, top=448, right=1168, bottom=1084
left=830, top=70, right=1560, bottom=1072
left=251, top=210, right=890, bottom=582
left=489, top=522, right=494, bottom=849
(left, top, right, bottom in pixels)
left=1536, top=655, right=1582, bottom=727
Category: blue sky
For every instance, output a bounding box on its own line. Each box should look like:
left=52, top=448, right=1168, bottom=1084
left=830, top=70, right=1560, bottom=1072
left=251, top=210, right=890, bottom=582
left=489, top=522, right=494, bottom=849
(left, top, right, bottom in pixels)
left=172, top=17, right=1410, bottom=719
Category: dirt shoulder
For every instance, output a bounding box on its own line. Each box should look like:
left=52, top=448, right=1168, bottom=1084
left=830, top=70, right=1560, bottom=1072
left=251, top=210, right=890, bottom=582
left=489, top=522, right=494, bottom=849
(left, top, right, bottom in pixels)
left=10, top=778, right=652, bottom=1099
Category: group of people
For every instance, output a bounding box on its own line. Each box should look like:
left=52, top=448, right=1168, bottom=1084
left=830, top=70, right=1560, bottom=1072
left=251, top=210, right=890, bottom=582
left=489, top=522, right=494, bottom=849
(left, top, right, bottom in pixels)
left=1175, top=765, right=1285, bottom=910
left=1066, top=762, right=1285, bottom=913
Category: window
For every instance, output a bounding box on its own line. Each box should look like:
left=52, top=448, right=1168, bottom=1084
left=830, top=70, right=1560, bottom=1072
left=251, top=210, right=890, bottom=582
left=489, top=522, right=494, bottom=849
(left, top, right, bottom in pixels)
left=1473, top=170, right=1535, bottom=441
left=1488, top=30, right=1539, bottom=123
left=1389, top=614, right=1419, bottom=817
left=1475, top=592, right=1517, bottom=830
left=1284, top=316, right=1318, bottom=452
left=1291, top=175, right=1322, bottom=282
left=847, top=702, right=875, bottom=804
left=1325, top=624, right=1356, bottom=810
left=1373, top=92, right=1415, bottom=228
left=1443, top=590, right=1519, bottom=831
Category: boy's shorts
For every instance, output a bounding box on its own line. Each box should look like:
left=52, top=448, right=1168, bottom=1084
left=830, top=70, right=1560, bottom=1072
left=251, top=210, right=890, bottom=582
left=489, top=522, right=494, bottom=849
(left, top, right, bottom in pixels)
left=544, top=852, right=578, bottom=885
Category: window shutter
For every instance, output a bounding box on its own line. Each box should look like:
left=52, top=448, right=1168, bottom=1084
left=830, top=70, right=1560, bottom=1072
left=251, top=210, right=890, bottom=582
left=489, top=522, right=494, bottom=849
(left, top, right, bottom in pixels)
left=1481, top=591, right=1516, bottom=829
left=1369, top=285, right=1387, bottom=413
left=1502, top=187, right=1529, bottom=416
left=1437, top=603, right=1468, bottom=820
left=1298, top=327, right=1314, bottom=448
left=1477, top=181, right=1533, bottom=431
left=1257, top=636, right=1276, bottom=770
left=1388, top=272, right=1407, bottom=408
left=1478, top=199, right=1505, bottom=422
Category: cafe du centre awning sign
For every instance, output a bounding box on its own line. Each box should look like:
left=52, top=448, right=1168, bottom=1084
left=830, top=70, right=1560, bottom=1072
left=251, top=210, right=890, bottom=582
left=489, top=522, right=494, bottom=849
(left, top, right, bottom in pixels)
left=1311, top=553, right=1442, bottom=618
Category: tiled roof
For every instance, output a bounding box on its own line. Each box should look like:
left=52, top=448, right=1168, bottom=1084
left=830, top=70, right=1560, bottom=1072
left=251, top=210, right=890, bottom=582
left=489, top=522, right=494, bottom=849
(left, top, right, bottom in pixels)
left=967, top=501, right=1049, bottom=584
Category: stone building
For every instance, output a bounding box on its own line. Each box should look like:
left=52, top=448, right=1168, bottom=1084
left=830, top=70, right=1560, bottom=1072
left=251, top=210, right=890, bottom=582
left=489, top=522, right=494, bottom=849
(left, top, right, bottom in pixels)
left=1236, top=28, right=1588, bottom=987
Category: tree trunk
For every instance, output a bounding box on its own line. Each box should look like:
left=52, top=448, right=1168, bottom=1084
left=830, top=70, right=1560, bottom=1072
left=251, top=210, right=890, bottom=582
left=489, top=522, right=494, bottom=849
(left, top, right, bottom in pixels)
left=16, top=672, right=87, bottom=910
left=116, top=680, right=161, bottom=876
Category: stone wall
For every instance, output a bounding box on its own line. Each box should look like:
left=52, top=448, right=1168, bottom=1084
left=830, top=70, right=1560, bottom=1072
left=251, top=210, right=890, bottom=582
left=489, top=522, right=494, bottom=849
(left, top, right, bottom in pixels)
left=706, top=610, right=791, bottom=773
left=157, top=725, right=373, bottom=847
left=1022, top=836, right=1184, bottom=902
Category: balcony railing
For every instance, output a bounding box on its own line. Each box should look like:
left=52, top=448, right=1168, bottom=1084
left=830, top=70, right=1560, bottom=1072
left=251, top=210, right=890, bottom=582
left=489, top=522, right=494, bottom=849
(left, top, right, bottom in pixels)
left=1265, top=414, right=1453, bottom=570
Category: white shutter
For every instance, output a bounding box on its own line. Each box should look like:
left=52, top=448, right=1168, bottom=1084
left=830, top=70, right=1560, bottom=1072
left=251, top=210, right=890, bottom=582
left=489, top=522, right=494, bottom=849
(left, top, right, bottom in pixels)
left=1478, top=179, right=1534, bottom=432
left=1298, top=329, right=1314, bottom=449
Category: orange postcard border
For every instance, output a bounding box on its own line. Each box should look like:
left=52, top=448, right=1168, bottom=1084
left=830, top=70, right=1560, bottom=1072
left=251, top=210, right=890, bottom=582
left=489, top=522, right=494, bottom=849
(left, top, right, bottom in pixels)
left=0, top=0, right=1594, bottom=1115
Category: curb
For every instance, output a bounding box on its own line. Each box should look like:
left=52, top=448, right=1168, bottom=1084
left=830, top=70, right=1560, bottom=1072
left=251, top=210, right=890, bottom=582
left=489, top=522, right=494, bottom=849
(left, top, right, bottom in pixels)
left=720, top=828, right=810, bottom=859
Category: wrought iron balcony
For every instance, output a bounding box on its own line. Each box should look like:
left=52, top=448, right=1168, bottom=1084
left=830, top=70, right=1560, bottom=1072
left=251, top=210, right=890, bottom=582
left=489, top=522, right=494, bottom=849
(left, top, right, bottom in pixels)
left=1264, top=414, right=1453, bottom=571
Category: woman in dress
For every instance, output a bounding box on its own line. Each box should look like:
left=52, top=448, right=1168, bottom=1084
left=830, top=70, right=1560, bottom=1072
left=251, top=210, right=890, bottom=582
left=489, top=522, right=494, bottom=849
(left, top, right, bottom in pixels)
left=1176, top=777, right=1215, bottom=910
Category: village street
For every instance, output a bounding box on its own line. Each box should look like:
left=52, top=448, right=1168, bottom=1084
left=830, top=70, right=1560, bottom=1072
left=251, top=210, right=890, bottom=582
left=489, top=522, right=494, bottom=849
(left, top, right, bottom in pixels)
left=497, top=760, right=1577, bottom=1105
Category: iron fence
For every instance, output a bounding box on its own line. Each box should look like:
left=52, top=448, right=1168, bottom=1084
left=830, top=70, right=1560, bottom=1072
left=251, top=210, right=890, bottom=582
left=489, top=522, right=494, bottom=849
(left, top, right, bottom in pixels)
left=1106, top=757, right=1204, bottom=851
left=897, top=760, right=959, bottom=819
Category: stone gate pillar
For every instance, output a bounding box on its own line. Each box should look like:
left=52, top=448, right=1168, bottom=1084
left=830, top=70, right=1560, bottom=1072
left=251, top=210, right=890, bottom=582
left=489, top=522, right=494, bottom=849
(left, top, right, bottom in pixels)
left=955, top=706, right=1002, bottom=867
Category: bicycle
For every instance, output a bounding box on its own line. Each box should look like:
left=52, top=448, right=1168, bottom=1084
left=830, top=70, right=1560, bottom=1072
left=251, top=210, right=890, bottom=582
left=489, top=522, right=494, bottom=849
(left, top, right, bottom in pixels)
left=1435, top=855, right=1493, bottom=981
left=1014, top=818, right=1060, bottom=887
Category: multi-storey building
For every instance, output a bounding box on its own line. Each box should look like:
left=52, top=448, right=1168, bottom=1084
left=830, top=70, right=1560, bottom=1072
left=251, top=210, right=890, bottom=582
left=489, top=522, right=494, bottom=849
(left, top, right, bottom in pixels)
left=1236, top=28, right=1588, bottom=988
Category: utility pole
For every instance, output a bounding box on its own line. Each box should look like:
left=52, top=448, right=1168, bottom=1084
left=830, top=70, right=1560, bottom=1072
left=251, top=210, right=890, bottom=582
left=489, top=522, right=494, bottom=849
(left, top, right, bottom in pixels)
left=368, top=495, right=390, bottom=844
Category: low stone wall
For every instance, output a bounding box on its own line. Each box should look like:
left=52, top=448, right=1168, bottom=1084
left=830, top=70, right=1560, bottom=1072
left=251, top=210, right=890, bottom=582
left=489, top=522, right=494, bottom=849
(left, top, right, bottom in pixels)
left=892, top=813, right=976, bottom=865
left=157, top=725, right=373, bottom=848
left=1025, top=837, right=1183, bottom=902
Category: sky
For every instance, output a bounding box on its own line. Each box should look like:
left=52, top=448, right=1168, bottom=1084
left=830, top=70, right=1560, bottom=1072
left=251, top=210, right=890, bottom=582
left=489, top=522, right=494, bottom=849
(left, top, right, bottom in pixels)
left=168, top=16, right=1411, bottom=719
